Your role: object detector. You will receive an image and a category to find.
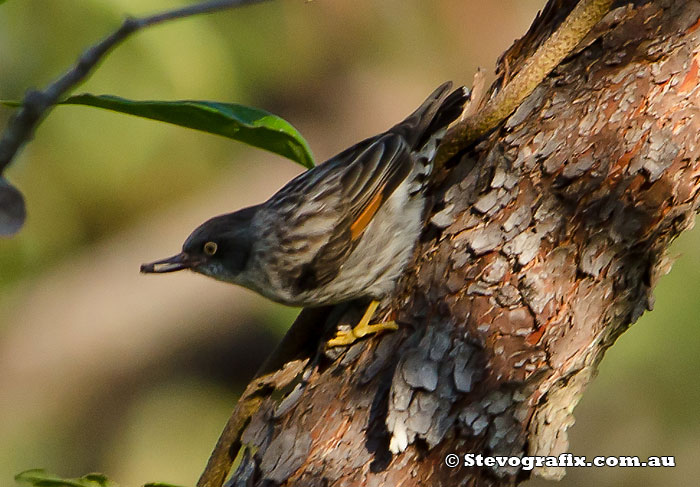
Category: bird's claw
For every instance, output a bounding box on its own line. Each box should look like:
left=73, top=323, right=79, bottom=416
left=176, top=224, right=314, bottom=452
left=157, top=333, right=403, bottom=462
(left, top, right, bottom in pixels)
left=326, top=320, right=398, bottom=348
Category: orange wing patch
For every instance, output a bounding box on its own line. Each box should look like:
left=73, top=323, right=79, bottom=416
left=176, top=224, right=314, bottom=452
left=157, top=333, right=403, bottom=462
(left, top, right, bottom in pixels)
left=350, top=188, right=385, bottom=240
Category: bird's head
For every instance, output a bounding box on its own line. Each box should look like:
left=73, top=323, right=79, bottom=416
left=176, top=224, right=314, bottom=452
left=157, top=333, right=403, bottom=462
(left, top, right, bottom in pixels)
left=140, top=206, right=257, bottom=284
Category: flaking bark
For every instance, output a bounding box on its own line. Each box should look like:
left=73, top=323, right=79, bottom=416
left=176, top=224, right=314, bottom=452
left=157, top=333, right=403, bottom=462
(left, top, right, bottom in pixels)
left=227, top=1, right=700, bottom=485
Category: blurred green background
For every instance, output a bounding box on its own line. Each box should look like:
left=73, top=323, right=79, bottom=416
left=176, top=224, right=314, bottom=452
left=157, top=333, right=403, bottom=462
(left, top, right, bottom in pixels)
left=0, top=1, right=698, bottom=486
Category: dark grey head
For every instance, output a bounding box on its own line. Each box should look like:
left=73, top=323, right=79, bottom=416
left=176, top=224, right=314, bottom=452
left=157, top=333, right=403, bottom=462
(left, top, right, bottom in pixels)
left=140, top=205, right=258, bottom=284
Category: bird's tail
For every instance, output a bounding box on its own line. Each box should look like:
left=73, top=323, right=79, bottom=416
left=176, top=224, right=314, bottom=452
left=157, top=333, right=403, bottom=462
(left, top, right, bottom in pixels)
left=392, top=82, right=469, bottom=149
left=393, top=82, right=469, bottom=194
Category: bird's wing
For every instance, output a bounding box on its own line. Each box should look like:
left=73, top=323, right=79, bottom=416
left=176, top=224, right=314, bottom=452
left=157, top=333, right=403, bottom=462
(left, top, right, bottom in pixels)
left=272, top=133, right=413, bottom=292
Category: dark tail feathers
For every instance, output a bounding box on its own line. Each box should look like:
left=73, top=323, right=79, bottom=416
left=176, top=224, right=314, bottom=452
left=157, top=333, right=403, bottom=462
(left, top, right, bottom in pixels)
left=393, top=81, right=470, bottom=149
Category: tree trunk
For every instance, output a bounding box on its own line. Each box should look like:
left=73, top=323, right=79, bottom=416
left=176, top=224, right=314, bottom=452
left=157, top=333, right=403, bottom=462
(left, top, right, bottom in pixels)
left=228, top=1, right=700, bottom=485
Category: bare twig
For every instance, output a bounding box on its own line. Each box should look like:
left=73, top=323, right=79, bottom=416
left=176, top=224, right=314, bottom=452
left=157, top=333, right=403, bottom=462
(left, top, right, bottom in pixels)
left=435, top=0, right=613, bottom=168
left=0, top=0, right=271, bottom=175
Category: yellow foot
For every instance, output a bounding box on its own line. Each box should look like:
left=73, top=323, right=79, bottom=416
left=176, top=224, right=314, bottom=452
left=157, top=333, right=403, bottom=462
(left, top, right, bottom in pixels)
left=326, top=300, right=399, bottom=348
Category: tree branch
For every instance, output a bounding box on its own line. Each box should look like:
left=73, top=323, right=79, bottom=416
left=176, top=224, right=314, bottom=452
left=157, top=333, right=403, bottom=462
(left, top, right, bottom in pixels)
left=196, top=306, right=332, bottom=487
left=196, top=2, right=621, bottom=486
left=434, top=0, right=612, bottom=169
left=218, top=1, right=700, bottom=485
left=198, top=359, right=309, bottom=487
left=0, top=0, right=271, bottom=175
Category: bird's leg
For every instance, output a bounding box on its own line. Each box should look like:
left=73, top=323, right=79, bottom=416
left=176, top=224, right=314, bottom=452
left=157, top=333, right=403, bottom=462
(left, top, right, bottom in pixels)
left=326, top=300, right=398, bottom=347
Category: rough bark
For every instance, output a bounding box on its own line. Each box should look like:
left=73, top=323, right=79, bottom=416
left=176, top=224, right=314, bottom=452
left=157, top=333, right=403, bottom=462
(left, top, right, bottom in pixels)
left=228, top=1, right=700, bottom=485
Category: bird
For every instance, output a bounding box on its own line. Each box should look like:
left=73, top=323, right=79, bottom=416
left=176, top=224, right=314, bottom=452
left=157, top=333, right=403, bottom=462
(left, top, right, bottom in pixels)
left=141, top=82, right=468, bottom=347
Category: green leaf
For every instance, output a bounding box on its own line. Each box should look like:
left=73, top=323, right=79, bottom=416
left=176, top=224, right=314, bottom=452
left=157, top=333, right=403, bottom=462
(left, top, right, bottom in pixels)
left=15, top=470, right=115, bottom=487
left=64, top=94, right=314, bottom=168
left=1, top=95, right=314, bottom=168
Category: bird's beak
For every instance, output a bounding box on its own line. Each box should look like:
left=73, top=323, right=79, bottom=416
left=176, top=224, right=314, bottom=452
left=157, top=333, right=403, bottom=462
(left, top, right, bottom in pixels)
left=140, top=252, right=202, bottom=274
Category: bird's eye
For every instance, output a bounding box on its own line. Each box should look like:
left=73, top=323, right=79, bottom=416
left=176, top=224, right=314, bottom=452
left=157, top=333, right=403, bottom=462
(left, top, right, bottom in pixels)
left=203, top=241, right=218, bottom=256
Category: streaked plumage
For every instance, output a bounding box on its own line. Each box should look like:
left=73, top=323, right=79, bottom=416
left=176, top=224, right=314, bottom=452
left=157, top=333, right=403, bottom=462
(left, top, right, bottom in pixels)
left=141, top=82, right=468, bottom=311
